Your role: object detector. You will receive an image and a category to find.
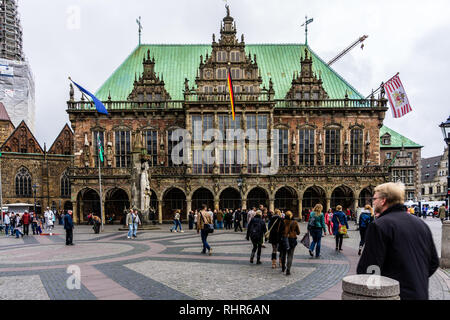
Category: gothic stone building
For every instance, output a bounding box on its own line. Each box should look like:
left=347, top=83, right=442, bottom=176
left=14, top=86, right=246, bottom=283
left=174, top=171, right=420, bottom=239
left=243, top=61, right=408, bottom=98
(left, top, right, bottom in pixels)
left=67, top=9, right=390, bottom=224
left=0, top=108, right=74, bottom=214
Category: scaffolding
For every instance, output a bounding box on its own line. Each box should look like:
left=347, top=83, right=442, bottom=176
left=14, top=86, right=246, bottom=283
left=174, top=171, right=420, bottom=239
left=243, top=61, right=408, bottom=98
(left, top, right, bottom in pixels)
left=0, top=0, right=23, bottom=62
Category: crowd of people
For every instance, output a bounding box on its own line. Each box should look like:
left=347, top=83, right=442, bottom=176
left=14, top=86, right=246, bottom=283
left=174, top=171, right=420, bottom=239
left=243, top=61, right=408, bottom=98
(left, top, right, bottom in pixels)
left=0, top=207, right=64, bottom=238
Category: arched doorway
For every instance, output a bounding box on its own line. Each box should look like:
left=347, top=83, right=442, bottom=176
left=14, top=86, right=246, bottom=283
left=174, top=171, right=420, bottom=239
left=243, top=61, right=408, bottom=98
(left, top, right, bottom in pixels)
left=359, top=187, right=374, bottom=207
left=302, top=186, right=326, bottom=212
left=76, top=188, right=100, bottom=223
left=63, top=201, right=73, bottom=213
left=163, top=188, right=186, bottom=220
left=275, top=187, right=299, bottom=217
left=149, top=189, right=158, bottom=212
left=105, top=188, right=130, bottom=224
left=247, top=187, right=269, bottom=209
left=331, top=185, right=354, bottom=211
left=220, top=187, right=241, bottom=210
left=191, top=188, right=214, bottom=211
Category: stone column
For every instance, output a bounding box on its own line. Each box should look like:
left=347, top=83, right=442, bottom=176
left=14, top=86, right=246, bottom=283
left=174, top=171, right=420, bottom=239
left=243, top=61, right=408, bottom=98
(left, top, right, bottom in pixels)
left=342, top=275, right=400, bottom=300
left=186, top=198, right=192, bottom=221
left=241, top=197, right=247, bottom=210
left=441, top=220, right=450, bottom=268
left=269, top=198, right=275, bottom=212
left=158, top=200, right=163, bottom=224
left=326, top=198, right=331, bottom=213
left=214, top=198, right=220, bottom=211
left=73, top=201, right=79, bottom=224
left=298, top=197, right=303, bottom=220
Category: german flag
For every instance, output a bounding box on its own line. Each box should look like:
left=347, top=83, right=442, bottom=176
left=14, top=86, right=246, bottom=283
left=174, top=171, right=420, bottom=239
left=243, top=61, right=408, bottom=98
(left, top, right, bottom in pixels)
left=227, top=69, right=236, bottom=121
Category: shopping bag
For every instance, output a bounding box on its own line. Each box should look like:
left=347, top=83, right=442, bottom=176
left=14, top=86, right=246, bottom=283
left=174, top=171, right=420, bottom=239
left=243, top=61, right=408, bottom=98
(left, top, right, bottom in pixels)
left=300, top=232, right=310, bottom=249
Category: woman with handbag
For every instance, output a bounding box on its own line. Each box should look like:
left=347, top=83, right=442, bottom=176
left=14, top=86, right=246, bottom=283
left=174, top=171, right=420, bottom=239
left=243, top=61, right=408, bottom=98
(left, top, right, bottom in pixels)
left=279, top=211, right=300, bottom=276
left=308, top=204, right=327, bottom=258
left=197, top=204, right=214, bottom=255
left=267, top=209, right=284, bottom=269
left=332, top=205, right=349, bottom=252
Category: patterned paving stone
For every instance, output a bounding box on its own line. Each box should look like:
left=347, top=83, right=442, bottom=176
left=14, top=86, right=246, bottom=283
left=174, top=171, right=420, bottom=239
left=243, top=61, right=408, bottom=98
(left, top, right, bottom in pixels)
left=0, top=222, right=446, bottom=300
left=124, top=259, right=315, bottom=300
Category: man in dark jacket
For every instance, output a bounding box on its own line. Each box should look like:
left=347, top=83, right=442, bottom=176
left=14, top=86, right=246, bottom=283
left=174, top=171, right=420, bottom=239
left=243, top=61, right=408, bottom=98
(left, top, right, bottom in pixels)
left=246, top=211, right=267, bottom=264
left=234, top=209, right=243, bottom=232
left=64, top=210, right=74, bottom=245
left=357, top=182, right=439, bottom=300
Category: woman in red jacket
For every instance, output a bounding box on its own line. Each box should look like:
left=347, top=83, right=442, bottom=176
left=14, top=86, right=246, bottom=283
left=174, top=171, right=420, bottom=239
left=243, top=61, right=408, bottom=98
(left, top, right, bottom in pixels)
left=324, top=208, right=333, bottom=235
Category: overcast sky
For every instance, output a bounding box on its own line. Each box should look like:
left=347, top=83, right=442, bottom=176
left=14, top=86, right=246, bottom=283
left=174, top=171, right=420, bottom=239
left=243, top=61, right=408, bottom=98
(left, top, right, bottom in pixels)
left=19, top=0, right=450, bottom=158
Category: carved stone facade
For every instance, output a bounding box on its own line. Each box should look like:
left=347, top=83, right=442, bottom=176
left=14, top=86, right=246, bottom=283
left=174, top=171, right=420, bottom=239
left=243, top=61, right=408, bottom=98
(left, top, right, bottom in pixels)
left=0, top=121, right=73, bottom=214
left=66, top=8, right=390, bottom=224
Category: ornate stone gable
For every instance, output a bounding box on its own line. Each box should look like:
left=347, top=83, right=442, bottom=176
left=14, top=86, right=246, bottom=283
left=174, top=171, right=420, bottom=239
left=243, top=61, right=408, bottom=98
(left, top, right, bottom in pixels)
left=190, top=6, right=265, bottom=100
left=48, top=124, right=74, bottom=155
left=0, top=120, right=43, bottom=154
left=285, top=48, right=329, bottom=102
left=128, top=49, right=171, bottom=102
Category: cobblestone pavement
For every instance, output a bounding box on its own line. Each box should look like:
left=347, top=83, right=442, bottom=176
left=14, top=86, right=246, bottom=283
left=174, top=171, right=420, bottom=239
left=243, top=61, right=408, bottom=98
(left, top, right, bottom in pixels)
left=0, top=217, right=448, bottom=300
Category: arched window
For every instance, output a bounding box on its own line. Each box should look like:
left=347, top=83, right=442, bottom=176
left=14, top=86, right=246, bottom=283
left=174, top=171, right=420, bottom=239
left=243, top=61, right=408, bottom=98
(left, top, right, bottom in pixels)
left=61, top=170, right=71, bottom=198
left=15, top=167, right=32, bottom=197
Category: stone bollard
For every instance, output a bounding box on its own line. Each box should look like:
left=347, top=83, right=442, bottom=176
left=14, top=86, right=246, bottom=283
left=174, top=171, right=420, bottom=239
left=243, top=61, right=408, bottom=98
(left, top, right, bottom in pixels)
left=342, top=275, right=400, bottom=300
left=441, top=220, right=450, bottom=268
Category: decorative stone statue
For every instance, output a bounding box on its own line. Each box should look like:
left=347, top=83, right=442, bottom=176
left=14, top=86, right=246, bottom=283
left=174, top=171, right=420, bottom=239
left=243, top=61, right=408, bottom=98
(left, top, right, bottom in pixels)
left=317, top=144, right=323, bottom=166
left=69, top=83, right=74, bottom=101
left=83, top=145, right=90, bottom=167
left=106, top=142, right=113, bottom=167
left=365, top=141, right=371, bottom=165
left=343, top=141, right=350, bottom=166
left=141, top=162, right=151, bottom=214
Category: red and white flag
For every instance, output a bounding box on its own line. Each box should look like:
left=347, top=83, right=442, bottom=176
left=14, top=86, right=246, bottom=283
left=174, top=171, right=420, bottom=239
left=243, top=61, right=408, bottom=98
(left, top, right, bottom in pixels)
left=383, top=74, right=412, bottom=118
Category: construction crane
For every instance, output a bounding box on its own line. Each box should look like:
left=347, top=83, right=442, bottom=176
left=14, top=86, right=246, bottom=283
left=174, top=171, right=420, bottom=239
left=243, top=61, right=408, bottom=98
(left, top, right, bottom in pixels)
left=327, top=35, right=368, bottom=66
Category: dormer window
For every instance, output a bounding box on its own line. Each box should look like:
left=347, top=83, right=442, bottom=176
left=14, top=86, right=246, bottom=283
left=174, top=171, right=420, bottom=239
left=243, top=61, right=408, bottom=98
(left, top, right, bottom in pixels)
left=295, top=92, right=302, bottom=99
left=312, top=92, right=319, bottom=100
left=382, top=134, right=391, bottom=145
left=304, top=92, right=310, bottom=100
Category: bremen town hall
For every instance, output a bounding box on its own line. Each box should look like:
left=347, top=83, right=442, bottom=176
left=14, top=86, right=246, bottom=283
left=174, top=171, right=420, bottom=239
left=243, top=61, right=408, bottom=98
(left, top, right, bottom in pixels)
left=2, top=8, right=393, bottom=224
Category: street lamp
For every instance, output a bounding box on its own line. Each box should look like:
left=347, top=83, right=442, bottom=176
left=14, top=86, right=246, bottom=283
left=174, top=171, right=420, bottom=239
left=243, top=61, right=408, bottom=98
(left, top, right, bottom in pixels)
left=237, top=177, right=243, bottom=209
left=439, top=115, right=450, bottom=214
left=32, top=184, right=39, bottom=215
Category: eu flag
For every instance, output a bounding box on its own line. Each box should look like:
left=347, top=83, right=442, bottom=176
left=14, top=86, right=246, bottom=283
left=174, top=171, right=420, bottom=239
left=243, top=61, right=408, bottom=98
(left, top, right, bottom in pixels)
left=71, top=80, right=109, bottom=115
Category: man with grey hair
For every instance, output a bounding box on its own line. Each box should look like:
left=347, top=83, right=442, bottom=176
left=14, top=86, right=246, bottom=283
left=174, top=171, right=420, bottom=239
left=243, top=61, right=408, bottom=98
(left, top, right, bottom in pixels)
left=357, top=182, right=439, bottom=300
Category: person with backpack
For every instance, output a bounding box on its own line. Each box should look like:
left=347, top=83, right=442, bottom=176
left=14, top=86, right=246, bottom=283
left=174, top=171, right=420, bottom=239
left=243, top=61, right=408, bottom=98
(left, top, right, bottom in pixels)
left=246, top=210, right=267, bottom=264
left=308, top=204, right=327, bottom=258
left=332, top=205, right=349, bottom=252
left=278, top=211, right=300, bottom=275
left=267, top=209, right=284, bottom=269
left=358, top=204, right=374, bottom=255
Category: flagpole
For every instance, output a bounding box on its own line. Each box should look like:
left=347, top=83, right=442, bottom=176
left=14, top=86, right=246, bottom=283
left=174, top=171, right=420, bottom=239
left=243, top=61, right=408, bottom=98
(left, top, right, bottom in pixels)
left=98, top=149, right=104, bottom=232
left=365, top=72, right=400, bottom=99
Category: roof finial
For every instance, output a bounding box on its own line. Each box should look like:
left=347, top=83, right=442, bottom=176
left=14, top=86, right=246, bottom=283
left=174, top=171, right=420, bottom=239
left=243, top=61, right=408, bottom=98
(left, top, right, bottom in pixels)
left=301, top=16, right=314, bottom=46
left=225, top=4, right=230, bottom=17
left=136, top=16, right=143, bottom=46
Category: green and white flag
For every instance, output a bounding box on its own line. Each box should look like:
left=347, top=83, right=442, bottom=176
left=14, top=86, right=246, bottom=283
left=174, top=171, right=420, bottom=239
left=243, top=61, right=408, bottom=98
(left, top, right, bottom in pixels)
left=97, top=135, right=104, bottom=163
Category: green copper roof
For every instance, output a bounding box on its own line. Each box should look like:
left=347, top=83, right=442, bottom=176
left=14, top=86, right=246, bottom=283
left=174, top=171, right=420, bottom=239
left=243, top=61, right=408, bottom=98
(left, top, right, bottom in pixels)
left=380, top=126, right=423, bottom=149
left=96, top=44, right=364, bottom=101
